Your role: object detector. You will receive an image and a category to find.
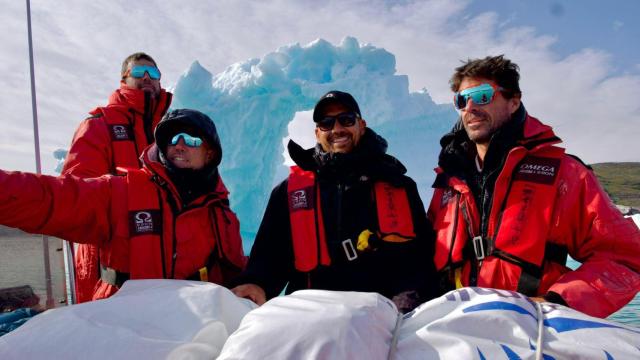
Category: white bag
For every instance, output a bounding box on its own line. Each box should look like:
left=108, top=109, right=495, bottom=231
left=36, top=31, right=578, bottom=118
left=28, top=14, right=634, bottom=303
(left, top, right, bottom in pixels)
left=0, top=280, right=256, bottom=360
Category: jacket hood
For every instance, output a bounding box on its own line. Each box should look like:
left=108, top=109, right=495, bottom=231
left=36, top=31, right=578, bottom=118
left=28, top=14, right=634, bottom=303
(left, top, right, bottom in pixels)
left=288, top=127, right=407, bottom=182
left=154, top=108, right=223, bottom=167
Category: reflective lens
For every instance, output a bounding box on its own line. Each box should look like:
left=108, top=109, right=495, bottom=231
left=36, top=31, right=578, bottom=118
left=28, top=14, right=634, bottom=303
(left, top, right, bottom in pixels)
left=453, top=83, right=500, bottom=110
left=129, top=65, right=161, bottom=80
left=316, top=112, right=358, bottom=131
left=170, top=133, right=203, bottom=147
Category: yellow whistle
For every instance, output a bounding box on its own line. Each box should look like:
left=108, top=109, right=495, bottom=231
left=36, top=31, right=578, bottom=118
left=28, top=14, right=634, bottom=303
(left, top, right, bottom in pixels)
left=357, top=229, right=374, bottom=251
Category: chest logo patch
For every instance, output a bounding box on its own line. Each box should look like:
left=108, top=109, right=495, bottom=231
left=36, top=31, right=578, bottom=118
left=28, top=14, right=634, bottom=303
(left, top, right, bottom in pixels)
left=129, top=210, right=162, bottom=235
left=109, top=124, right=133, bottom=141
left=514, top=157, right=561, bottom=185
left=289, top=187, right=314, bottom=212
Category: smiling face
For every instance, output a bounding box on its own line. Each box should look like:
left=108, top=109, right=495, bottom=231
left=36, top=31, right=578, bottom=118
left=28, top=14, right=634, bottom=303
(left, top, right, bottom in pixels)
left=458, top=77, right=520, bottom=146
left=123, top=59, right=161, bottom=98
left=165, top=136, right=215, bottom=170
left=314, top=102, right=366, bottom=154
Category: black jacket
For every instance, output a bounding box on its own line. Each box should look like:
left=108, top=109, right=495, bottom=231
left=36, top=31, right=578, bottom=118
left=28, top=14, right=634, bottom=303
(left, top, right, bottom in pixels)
left=236, top=128, right=439, bottom=309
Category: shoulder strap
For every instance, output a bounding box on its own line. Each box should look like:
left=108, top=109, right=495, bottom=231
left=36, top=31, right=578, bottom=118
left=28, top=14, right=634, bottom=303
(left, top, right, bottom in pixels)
left=373, top=182, right=416, bottom=242
left=491, top=147, right=566, bottom=295
left=288, top=166, right=331, bottom=272
left=124, top=168, right=166, bottom=279
left=99, top=107, right=142, bottom=172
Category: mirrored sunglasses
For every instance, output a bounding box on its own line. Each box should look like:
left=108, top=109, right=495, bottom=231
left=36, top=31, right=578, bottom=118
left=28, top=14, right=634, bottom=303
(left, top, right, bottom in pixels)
left=129, top=65, right=161, bottom=80
left=170, top=133, right=203, bottom=147
left=453, top=83, right=501, bottom=110
left=316, top=112, right=358, bottom=131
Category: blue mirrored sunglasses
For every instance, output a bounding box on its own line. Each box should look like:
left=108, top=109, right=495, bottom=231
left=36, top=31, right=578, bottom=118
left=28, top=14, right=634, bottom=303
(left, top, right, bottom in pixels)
left=316, top=112, right=358, bottom=131
left=129, top=65, right=161, bottom=80
left=170, top=133, right=203, bottom=147
left=453, top=83, right=501, bottom=110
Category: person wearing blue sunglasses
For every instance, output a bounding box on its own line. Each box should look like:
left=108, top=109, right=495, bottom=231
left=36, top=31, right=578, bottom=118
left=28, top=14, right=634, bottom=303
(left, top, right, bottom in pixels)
left=60, top=52, right=173, bottom=304
left=427, top=55, right=640, bottom=319
left=0, top=109, right=246, bottom=303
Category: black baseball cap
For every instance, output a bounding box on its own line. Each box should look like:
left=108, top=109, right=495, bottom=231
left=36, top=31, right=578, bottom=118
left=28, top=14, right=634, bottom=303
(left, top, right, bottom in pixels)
left=313, top=90, right=362, bottom=122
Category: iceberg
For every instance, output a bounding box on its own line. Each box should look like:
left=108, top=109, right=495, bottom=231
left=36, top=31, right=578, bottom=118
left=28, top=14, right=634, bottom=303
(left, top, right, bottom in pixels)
left=170, top=37, right=457, bottom=244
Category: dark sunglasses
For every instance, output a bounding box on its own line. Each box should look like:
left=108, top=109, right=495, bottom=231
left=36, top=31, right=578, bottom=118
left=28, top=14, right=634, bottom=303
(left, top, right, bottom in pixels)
left=316, top=112, right=358, bottom=131
left=170, top=133, right=203, bottom=147
left=453, top=83, right=502, bottom=110
left=128, top=65, right=161, bottom=80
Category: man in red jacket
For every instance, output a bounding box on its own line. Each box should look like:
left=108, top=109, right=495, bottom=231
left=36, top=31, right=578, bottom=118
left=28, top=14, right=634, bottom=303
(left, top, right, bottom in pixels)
left=428, top=55, right=640, bottom=318
left=62, top=52, right=172, bottom=302
left=0, top=109, right=245, bottom=301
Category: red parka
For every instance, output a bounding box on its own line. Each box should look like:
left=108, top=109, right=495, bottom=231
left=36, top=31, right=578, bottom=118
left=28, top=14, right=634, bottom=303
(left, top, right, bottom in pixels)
left=428, top=111, right=640, bottom=318
left=62, top=85, right=172, bottom=302
left=0, top=145, right=245, bottom=301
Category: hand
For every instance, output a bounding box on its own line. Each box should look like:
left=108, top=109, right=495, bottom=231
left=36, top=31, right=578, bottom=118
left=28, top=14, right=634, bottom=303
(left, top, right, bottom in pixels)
left=391, top=290, right=422, bottom=314
left=529, top=296, right=546, bottom=303
left=231, top=283, right=266, bottom=305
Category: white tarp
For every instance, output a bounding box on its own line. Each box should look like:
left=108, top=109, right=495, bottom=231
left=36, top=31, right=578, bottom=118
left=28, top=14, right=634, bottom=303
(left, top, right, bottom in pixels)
left=0, top=280, right=256, bottom=359
left=397, top=287, right=640, bottom=359
left=220, top=288, right=640, bottom=359
left=217, top=290, right=400, bottom=359
left=2, top=282, right=639, bottom=359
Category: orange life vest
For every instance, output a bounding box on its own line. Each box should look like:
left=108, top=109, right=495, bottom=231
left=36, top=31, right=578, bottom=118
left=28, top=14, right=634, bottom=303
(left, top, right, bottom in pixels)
left=287, top=166, right=416, bottom=272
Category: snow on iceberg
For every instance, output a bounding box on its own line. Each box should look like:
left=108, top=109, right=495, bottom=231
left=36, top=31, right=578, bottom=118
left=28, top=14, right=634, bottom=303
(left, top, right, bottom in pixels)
left=170, top=37, right=457, bottom=243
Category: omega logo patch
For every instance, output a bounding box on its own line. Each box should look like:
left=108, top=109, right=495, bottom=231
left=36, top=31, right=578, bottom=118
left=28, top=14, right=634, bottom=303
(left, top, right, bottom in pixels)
left=514, top=157, right=561, bottom=185
left=109, top=124, right=132, bottom=141
left=129, top=210, right=161, bottom=235
left=289, top=187, right=314, bottom=212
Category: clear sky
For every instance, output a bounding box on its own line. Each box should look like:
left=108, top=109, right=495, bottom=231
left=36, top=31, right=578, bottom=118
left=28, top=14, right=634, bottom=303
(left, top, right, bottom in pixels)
left=0, top=0, right=638, bottom=173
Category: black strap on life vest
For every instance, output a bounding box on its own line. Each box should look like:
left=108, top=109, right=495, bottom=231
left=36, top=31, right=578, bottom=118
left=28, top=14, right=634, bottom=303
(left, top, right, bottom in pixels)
left=515, top=242, right=568, bottom=295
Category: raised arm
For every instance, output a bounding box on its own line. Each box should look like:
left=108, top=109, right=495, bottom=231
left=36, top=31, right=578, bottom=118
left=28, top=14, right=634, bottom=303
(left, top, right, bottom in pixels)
left=0, top=169, right=116, bottom=246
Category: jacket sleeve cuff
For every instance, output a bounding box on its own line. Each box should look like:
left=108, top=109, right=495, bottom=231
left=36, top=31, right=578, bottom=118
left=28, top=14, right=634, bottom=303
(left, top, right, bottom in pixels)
left=543, top=291, right=568, bottom=306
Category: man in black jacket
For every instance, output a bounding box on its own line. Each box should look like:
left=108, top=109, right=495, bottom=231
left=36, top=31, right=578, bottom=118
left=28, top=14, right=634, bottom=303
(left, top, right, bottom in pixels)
left=231, top=91, right=438, bottom=312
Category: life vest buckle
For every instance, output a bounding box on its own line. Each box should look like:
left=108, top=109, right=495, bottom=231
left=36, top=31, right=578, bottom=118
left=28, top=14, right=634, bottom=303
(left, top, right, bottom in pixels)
left=342, top=239, right=358, bottom=261
left=472, top=236, right=485, bottom=261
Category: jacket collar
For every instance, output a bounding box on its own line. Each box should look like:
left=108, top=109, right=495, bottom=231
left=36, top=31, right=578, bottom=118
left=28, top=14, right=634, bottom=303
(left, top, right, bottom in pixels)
left=437, top=104, right=562, bottom=177
left=104, top=84, right=171, bottom=115
left=287, top=128, right=408, bottom=184
left=140, top=144, right=229, bottom=206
